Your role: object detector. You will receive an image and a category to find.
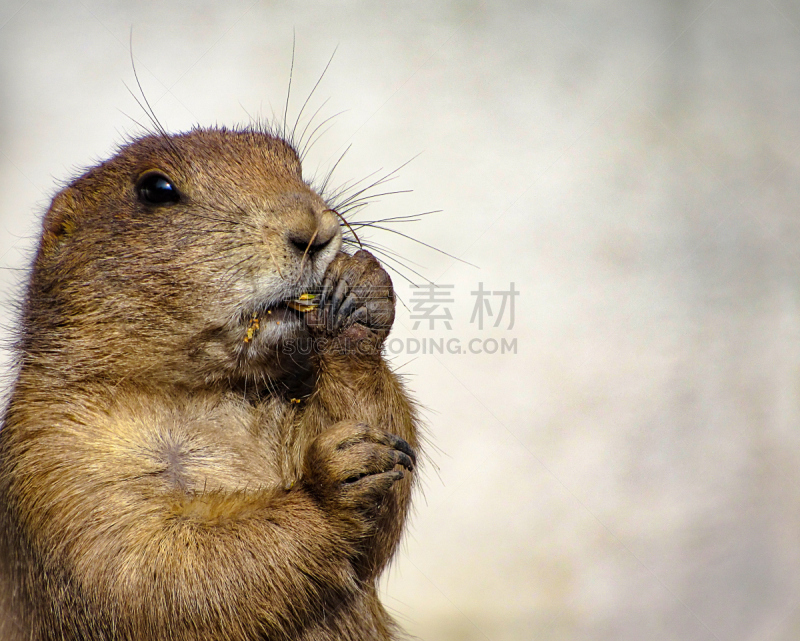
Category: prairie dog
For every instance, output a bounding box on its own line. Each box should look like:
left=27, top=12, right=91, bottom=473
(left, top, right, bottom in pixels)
left=0, top=127, right=419, bottom=640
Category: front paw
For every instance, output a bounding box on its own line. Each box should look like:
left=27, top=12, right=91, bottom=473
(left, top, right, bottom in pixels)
left=307, top=250, right=395, bottom=351
left=302, top=421, right=415, bottom=524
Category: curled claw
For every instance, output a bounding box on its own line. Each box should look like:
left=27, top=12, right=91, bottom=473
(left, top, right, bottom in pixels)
left=303, top=422, right=416, bottom=514
left=390, top=449, right=415, bottom=472
left=307, top=250, right=395, bottom=345
left=382, top=432, right=417, bottom=467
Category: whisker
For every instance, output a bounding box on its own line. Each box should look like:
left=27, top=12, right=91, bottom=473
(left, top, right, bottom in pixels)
left=329, top=174, right=398, bottom=210
left=299, top=114, right=346, bottom=162
left=297, top=228, right=318, bottom=278
left=127, top=33, right=184, bottom=165
left=350, top=239, right=426, bottom=269
left=115, top=108, right=153, bottom=136
left=189, top=212, right=242, bottom=227
left=336, top=203, right=369, bottom=219
left=282, top=31, right=296, bottom=142
left=296, top=97, right=332, bottom=156
left=336, top=189, right=413, bottom=212
left=343, top=239, right=431, bottom=285
left=291, top=46, right=337, bottom=149
left=332, top=154, right=421, bottom=210
left=326, top=209, right=362, bottom=249
left=238, top=101, right=256, bottom=125
left=348, top=210, right=442, bottom=225
left=325, top=166, right=384, bottom=203
left=354, top=224, right=477, bottom=268
left=348, top=218, right=421, bottom=227
left=318, top=144, right=351, bottom=196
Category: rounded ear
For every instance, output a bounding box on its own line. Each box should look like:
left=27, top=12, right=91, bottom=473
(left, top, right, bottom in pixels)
left=41, top=187, right=81, bottom=254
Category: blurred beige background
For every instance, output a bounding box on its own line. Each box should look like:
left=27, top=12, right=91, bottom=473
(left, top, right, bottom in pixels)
left=2, top=1, right=800, bottom=639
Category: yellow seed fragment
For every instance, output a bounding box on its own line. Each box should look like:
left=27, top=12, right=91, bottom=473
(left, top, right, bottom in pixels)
left=287, top=293, right=319, bottom=313
left=244, top=315, right=260, bottom=343
left=287, top=301, right=319, bottom=313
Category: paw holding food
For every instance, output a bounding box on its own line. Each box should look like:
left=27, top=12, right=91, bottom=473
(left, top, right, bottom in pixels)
left=306, top=250, right=395, bottom=349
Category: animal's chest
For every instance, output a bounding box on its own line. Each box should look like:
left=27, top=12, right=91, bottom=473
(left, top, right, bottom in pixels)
left=107, top=392, right=299, bottom=495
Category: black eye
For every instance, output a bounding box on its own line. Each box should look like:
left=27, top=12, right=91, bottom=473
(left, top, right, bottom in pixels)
left=136, top=172, right=181, bottom=205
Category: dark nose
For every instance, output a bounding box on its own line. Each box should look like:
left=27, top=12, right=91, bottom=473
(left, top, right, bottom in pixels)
left=288, top=228, right=334, bottom=256
left=286, top=206, right=340, bottom=258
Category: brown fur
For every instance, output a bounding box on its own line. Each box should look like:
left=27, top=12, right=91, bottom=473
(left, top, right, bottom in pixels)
left=0, top=128, right=419, bottom=640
